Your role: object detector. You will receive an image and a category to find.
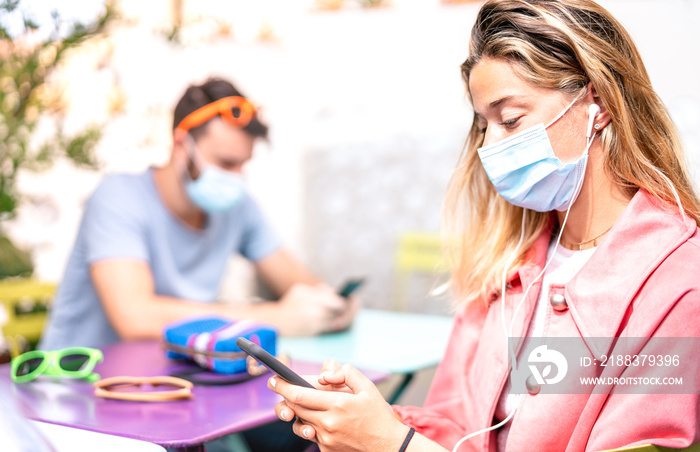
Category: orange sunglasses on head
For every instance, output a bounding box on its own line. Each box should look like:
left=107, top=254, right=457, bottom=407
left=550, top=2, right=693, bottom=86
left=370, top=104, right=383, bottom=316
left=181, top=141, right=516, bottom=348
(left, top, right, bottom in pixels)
left=176, top=96, right=256, bottom=132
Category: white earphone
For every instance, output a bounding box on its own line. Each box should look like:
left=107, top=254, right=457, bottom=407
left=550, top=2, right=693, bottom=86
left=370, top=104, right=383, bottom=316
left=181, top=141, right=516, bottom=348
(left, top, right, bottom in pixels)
left=586, top=103, right=601, bottom=138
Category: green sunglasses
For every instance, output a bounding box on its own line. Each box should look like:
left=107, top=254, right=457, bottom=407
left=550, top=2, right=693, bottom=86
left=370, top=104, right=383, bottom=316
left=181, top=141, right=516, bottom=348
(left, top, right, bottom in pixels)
left=11, top=347, right=103, bottom=383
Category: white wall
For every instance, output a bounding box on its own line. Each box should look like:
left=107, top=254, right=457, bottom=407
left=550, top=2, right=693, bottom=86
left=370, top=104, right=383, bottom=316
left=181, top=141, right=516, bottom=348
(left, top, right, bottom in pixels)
left=6, top=0, right=700, bottom=309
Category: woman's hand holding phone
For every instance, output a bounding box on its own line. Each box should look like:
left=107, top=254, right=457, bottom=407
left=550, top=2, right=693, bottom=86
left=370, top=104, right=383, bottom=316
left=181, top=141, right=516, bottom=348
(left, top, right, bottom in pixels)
left=314, top=359, right=355, bottom=394
left=268, top=361, right=408, bottom=449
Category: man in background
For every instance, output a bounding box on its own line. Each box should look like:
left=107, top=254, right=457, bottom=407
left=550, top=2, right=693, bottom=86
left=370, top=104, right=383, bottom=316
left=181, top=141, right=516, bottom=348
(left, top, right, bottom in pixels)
left=40, top=77, right=357, bottom=351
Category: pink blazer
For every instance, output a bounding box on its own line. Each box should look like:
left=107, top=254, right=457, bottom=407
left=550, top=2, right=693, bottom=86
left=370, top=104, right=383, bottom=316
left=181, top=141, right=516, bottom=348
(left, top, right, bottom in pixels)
left=394, top=190, right=700, bottom=451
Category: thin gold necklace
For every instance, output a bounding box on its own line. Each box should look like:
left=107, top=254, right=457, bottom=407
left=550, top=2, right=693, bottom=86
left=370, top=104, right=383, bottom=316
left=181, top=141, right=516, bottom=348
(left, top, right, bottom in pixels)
left=561, top=225, right=613, bottom=251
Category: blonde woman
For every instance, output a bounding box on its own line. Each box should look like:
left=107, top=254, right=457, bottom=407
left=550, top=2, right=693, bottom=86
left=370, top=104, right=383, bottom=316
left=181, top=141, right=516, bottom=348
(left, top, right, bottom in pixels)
left=269, top=0, right=700, bottom=451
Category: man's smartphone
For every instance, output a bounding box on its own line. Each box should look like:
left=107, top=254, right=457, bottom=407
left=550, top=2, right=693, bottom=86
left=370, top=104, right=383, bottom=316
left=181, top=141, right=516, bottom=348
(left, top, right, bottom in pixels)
left=236, top=337, right=315, bottom=389
left=338, top=278, right=365, bottom=298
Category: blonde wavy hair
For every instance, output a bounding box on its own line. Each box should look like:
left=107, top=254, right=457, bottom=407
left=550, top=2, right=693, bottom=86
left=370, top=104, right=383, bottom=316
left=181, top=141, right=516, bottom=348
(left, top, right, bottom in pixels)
left=444, top=0, right=700, bottom=305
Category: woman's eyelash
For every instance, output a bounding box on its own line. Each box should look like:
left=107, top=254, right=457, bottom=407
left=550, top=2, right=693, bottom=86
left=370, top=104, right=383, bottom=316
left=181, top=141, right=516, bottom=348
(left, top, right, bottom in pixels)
left=500, top=118, right=521, bottom=128
left=477, top=117, right=521, bottom=135
left=476, top=115, right=523, bottom=135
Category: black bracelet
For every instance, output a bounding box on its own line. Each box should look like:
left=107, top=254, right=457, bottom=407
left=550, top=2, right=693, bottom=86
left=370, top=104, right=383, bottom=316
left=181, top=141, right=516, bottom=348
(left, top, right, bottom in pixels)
left=399, top=427, right=416, bottom=452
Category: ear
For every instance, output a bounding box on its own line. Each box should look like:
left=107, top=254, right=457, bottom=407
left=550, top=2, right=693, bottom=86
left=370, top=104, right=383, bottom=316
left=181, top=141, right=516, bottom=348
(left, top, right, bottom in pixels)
left=171, top=128, right=190, bottom=165
left=584, top=83, right=611, bottom=134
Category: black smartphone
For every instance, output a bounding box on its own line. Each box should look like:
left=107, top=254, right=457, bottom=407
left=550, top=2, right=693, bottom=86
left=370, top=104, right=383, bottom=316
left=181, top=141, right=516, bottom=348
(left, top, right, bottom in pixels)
left=236, top=337, right=315, bottom=389
left=338, top=278, right=365, bottom=298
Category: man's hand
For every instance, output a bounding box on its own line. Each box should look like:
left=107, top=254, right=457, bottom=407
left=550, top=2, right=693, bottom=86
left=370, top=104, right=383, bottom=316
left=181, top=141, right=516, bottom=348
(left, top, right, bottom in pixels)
left=275, top=283, right=359, bottom=336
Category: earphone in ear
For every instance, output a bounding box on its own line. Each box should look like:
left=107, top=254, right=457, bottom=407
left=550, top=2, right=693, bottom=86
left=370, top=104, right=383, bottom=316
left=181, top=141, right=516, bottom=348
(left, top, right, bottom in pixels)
left=586, top=103, right=601, bottom=138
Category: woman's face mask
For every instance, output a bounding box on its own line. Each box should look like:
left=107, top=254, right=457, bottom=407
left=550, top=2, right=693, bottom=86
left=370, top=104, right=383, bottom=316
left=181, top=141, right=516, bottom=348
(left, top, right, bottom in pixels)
left=477, top=97, right=593, bottom=212
left=184, top=138, right=246, bottom=213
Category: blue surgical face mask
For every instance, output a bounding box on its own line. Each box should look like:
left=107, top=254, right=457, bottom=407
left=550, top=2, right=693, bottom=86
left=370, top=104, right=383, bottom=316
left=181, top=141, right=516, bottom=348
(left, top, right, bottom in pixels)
left=477, top=97, right=595, bottom=212
left=184, top=139, right=246, bottom=213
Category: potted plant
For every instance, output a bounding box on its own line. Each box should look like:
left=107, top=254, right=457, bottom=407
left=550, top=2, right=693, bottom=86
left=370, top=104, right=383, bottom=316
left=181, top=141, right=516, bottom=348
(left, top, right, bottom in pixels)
left=0, top=1, right=115, bottom=360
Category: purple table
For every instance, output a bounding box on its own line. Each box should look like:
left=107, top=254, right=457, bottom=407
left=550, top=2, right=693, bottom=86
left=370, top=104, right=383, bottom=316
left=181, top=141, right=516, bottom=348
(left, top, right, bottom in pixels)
left=0, top=340, right=388, bottom=451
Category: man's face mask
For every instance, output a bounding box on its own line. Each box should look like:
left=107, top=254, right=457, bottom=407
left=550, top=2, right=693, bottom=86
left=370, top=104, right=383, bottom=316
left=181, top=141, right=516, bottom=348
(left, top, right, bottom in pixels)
left=477, top=97, right=596, bottom=212
left=184, top=137, right=246, bottom=213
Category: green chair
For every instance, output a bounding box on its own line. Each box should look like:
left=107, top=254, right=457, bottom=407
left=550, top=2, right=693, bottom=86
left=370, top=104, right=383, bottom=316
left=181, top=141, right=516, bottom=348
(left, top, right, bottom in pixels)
left=390, top=231, right=446, bottom=312
left=0, top=279, right=55, bottom=357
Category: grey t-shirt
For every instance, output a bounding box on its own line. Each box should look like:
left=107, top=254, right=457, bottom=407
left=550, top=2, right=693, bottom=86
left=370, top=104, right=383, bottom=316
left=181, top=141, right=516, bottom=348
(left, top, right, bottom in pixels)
left=39, top=168, right=280, bottom=350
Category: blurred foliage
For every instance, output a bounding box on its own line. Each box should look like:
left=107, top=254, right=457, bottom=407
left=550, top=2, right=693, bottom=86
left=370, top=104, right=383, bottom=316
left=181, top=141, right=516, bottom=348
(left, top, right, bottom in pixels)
left=0, top=0, right=115, bottom=277
left=0, top=236, right=31, bottom=278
